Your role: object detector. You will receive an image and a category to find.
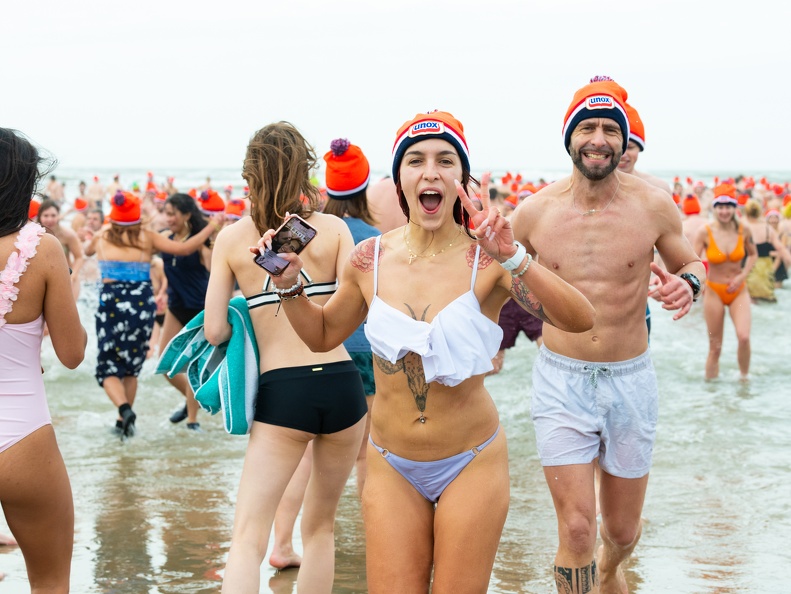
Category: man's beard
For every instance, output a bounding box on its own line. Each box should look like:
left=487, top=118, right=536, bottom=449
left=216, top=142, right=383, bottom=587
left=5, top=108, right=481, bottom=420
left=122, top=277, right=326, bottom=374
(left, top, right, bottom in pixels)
left=570, top=145, right=621, bottom=181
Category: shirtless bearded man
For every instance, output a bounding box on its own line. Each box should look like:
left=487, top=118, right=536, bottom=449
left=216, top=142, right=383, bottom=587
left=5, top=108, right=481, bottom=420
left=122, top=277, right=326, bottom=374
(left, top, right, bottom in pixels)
left=511, top=76, right=706, bottom=594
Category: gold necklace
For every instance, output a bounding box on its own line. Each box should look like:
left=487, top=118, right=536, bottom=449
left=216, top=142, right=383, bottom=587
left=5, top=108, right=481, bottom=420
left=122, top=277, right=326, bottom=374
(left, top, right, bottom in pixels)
left=403, top=226, right=461, bottom=265
left=571, top=177, right=621, bottom=216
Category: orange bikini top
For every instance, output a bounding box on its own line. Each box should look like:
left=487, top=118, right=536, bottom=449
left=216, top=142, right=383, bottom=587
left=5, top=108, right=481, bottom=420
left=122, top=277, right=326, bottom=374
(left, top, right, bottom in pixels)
left=706, top=224, right=745, bottom=265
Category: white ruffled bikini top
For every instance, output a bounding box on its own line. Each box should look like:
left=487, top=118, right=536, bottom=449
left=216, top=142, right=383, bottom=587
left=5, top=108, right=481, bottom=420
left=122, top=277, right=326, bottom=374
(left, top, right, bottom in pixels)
left=364, top=235, right=502, bottom=387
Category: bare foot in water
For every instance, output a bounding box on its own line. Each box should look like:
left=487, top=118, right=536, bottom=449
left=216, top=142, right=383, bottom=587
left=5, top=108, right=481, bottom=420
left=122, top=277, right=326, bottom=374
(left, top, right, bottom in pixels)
left=596, top=544, right=628, bottom=594
left=0, top=533, right=16, bottom=546
left=268, top=547, right=302, bottom=570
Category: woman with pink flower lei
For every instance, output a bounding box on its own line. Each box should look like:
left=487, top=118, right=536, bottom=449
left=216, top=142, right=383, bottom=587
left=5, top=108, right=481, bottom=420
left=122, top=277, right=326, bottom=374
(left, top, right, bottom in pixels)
left=0, top=128, right=87, bottom=590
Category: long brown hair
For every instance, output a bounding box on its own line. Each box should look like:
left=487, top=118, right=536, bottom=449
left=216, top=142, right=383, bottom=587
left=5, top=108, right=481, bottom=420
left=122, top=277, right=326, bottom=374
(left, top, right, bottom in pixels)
left=322, top=189, right=376, bottom=226
left=243, top=122, right=320, bottom=234
left=104, top=222, right=143, bottom=248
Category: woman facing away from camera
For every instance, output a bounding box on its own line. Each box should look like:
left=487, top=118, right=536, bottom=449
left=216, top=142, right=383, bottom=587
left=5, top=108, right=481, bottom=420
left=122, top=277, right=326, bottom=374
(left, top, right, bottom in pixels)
left=203, top=122, right=367, bottom=593
left=256, top=111, right=594, bottom=593
left=0, top=128, right=87, bottom=592
left=84, top=191, right=223, bottom=436
left=321, top=137, right=381, bottom=497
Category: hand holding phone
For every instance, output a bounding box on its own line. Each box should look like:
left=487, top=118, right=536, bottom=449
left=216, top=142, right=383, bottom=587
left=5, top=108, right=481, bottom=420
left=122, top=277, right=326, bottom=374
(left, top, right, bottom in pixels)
left=253, top=215, right=317, bottom=276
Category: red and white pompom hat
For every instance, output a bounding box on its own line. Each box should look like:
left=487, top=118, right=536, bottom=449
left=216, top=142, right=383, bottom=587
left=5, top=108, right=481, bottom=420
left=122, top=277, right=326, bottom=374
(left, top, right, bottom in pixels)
left=323, top=138, right=371, bottom=199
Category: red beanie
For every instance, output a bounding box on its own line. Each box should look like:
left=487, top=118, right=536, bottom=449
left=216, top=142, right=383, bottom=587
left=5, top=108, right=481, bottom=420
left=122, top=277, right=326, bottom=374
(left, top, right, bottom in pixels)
left=392, top=110, right=470, bottom=181
left=110, top=191, right=142, bottom=225
left=624, top=102, right=645, bottom=151
left=682, top=194, right=701, bottom=215
left=563, top=75, right=630, bottom=154
left=712, top=184, right=738, bottom=207
left=74, top=198, right=88, bottom=212
left=198, top=189, right=225, bottom=215
left=225, top=198, right=245, bottom=220
left=324, top=139, right=371, bottom=198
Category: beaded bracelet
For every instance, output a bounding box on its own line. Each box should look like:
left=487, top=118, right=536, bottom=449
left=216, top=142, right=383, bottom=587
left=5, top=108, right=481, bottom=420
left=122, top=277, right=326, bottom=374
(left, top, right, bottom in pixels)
left=273, top=278, right=302, bottom=296
left=275, top=282, right=306, bottom=316
left=510, top=253, right=533, bottom=278
left=279, top=284, right=305, bottom=300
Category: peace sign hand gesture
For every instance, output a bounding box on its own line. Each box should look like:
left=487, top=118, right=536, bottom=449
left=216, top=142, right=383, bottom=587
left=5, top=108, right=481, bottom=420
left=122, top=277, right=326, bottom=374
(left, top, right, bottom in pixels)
left=456, top=172, right=518, bottom=263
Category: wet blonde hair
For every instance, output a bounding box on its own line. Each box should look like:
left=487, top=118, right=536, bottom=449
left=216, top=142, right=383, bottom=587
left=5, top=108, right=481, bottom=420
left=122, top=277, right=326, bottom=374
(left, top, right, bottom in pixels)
left=744, top=199, right=763, bottom=219
left=242, top=122, right=320, bottom=234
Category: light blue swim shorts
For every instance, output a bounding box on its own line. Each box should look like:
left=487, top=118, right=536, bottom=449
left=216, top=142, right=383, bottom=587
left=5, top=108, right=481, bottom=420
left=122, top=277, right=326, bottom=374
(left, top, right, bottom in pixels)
left=531, top=345, right=658, bottom=479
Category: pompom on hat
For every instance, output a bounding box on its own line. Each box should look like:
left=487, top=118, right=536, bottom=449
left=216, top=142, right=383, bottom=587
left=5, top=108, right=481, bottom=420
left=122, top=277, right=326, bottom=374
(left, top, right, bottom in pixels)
left=624, top=102, right=645, bottom=151
left=392, top=110, right=470, bottom=181
left=563, top=75, right=630, bottom=154
left=324, top=138, right=371, bottom=199
left=110, top=191, right=142, bottom=225
left=198, top=189, right=225, bottom=215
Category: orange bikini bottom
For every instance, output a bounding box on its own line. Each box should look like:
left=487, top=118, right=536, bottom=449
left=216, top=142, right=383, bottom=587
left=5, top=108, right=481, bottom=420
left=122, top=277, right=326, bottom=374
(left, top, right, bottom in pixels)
left=706, top=280, right=745, bottom=306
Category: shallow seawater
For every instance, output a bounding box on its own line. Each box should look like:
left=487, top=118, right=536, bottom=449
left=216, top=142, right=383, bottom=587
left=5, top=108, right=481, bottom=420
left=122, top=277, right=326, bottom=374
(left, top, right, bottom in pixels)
left=1, top=285, right=790, bottom=593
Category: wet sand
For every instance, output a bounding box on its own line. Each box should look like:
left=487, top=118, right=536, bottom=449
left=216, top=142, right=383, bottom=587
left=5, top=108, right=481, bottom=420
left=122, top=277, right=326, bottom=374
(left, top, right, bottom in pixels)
left=1, top=286, right=790, bottom=592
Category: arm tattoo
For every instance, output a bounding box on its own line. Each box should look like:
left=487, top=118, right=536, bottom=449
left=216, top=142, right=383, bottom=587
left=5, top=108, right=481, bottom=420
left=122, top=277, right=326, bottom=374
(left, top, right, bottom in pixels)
left=350, top=238, right=380, bottom=272
left=554, top=561, right=598, bottom=594
left=511, top=277, right=551, bottom=324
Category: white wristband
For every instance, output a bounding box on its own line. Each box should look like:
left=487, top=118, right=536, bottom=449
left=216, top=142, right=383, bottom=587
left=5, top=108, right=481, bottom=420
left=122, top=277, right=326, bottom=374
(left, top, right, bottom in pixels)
left=500, top=241, right=527, bottom=271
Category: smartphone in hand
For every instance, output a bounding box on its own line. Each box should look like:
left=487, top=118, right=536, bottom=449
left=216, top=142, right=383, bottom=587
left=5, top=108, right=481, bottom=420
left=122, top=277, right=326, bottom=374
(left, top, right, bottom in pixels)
left=253, top=215, right=317, bottom=275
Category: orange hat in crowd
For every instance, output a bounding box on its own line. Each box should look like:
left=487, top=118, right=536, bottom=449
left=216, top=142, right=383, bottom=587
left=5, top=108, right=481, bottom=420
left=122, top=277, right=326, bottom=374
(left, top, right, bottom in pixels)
left=324, top=138, right=371, bottom=199
left=712, top=184, right=738, bottom=207
left=29, top=199, right=40, bottom=219
left=682, top=194, right=701, bottom=215
left=154, top=191, right=168, bottom=204
left=188, top=188, right=198, bottom=199
left=198, top=189, right=225, bottom=215
left=110, top=191, right=142, bottom=225
left=74, top=198, right=88, bottom=212
left=225, top=198, right=245, bottom=220
left=392, top=110, right=470, bottom=180
left=624, top=102, right=645, bottom=151
left=563, top=75, right=630, bottom=153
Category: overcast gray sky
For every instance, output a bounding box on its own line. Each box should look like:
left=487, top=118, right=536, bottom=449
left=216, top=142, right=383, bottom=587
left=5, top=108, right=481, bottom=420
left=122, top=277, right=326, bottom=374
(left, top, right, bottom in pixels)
left=3, top=0, right=788, bottom=177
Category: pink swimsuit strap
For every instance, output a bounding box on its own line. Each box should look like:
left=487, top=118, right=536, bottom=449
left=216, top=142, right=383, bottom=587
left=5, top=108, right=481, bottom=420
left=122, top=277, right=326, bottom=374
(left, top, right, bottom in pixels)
left=0, top=222, right=46, bottom=330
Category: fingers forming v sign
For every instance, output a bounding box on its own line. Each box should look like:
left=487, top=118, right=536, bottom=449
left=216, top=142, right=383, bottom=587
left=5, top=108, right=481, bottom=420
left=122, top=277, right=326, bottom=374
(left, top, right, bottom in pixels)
left=456, top=172, right=516, bottom=262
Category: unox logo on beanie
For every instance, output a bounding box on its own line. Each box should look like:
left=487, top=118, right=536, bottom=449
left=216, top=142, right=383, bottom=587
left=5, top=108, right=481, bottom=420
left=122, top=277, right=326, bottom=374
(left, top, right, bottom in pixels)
left=562, top=76, right=630, bottom=154
left=409, top=120, right=444, bottom=138
left=392, top=110, right=470, bottom=180
left=586, top=95, right=614, bottom=109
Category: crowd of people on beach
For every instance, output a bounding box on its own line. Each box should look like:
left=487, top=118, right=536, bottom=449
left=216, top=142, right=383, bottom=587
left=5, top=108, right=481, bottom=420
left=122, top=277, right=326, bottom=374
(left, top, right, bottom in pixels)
left=3, top=73, right=791, bottom=593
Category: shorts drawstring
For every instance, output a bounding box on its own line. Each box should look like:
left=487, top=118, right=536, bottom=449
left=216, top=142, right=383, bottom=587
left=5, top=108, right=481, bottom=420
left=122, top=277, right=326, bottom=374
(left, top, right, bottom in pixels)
left=583, top=365, right=612, bottom=389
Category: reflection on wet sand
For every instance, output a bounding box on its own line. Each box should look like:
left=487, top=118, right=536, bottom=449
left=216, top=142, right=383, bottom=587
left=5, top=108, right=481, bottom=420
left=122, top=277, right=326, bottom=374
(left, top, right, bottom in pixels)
left=2, top=287, right=790, bottom=592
